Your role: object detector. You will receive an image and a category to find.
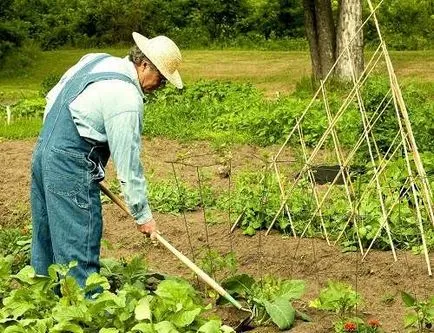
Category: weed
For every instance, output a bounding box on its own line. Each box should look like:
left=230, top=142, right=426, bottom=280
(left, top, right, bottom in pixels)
left=198, top=249, right=237, bottom=283
left=401, top=291, right=434, bottom=332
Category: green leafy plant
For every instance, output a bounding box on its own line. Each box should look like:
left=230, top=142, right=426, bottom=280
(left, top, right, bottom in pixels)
left=148, top=179, right=215, bottom=214
left=198, top=249, right=237, bottom=283
left=218, top=171, right=316, bottom=236
left=0, top=256, right=235, bottom=332
left=310, top=280, right=361, bottom=317
left=0, top=226, right=32, bottom=273
left=401, top=291, right=434, bottom=332
left=221, top=274, right=308, bottom=330
left=310, top=282, right=383, bottom=332
left=100, top=256, right=159, bottom=292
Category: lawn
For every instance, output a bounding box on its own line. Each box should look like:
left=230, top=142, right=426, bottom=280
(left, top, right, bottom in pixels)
left=0, top=49, right=432, bottom=102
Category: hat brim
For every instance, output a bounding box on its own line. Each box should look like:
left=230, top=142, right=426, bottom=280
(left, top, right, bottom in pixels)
left=132, top=32, right=183, bottom=89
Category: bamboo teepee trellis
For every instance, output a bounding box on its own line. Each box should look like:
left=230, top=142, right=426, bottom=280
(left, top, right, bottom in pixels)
left=266, top=0, right=434, bottom=275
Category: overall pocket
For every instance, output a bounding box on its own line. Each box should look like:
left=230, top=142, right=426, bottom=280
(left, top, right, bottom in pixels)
left=45, top=147, right=92, bottom=209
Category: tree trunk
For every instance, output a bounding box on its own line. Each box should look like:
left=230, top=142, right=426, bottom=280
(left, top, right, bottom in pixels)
left=303, top=0, right=321, bottom=81
left=336, top=0, right=364, bottom=80
left=315, top=0, right=336, bottom=78
left=303, top=0, right=336, bottom=82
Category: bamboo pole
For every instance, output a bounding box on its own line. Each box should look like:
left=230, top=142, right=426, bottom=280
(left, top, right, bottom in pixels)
left=296, top=123, right=330, bottom=245
left=272, top=159, right=297, bottom=237
left=320, top=80, right=364, bottom=254
left=171, top=163, right=196, bottom=261
left=6, top=105, right=11, bottom=125
left=298, top=94, right=394, bottom=241
left=267, top=47, right=385, bottom=235
left=367, top=0, right=433, bottom=274
left=335, top=131, right=403, bottom=244
left=367, top=0, right=434, bottom=227
left=347, top=49, right=397, bottom=261
left=230, top=208, right=246, bottom=233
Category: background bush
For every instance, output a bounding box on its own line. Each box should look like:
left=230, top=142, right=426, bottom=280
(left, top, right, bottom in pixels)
left=0, top=0, right=431, bottom=69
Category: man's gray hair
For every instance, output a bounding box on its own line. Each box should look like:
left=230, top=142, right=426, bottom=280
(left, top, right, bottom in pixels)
left=128, top=45, right=156, bottom=69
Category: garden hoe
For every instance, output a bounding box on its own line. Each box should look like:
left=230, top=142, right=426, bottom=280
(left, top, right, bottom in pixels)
left=99, top=181, right=255, bottom=332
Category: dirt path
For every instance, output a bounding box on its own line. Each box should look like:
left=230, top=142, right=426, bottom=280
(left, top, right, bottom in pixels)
left=1, top=138, right=433, bottom=333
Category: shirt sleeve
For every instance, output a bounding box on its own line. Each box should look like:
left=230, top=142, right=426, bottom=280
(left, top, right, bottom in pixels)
left=104, top=109, right=153, bottom=225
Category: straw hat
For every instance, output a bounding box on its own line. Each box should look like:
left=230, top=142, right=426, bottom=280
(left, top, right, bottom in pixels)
left=132, top=32, right=183, bottom=89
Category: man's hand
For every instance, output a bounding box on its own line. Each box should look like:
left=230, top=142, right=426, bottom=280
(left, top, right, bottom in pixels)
left=137, top=218, right=159, bottom=239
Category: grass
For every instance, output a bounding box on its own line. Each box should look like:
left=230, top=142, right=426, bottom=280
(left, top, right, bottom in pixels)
left=0, top=49, right=432, bottom=102
left=0, top=118, right=42, bottom=139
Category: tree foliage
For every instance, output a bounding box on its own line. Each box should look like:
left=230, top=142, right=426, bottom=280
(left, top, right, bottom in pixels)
left=0, top=0, right=431, bottom=67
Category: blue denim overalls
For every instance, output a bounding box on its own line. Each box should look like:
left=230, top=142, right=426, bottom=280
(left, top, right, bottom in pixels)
left=31, top=54, right=135, bottom=287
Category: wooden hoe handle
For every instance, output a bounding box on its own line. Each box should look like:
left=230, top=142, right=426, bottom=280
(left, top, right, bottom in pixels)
left=99, top=181, right=250, bottom=313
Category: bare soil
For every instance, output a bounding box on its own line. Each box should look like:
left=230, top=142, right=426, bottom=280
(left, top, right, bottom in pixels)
left=1, top=137, right=433, bottom=333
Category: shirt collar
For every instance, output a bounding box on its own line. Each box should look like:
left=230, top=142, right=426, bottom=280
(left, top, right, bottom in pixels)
left=123, top=56, right=145, bottom=99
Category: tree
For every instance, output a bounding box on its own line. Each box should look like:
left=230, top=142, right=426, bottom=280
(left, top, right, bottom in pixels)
left=197, top=0, right=251, bottom=41
left=253, top=0, right=305, bottom=39
left=336, top=0, right=363, bottom=79
left=303, top=0, right=364, bottom=82
left=0, top=0, right=28, bottom=64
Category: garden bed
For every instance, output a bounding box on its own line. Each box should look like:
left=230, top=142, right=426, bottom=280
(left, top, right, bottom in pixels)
left=0, top=137, right=432, bottom=332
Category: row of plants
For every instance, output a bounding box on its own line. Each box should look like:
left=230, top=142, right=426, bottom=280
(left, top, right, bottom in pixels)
left=1, top=203, right=432, bottom=332
left=1, top=238, right=432, bottom=332
left=0, top=255, right=235, bottom=332
left=105, top=161, right=434, bottom=253
left=1, top=77, right=433, bottom=154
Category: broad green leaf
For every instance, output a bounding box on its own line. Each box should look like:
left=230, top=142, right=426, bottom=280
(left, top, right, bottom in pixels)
left=12, top=266, right=36, bottom=284
left=131, top=323, right=155, bottom=332
left=242, top=226, right=256, bottom=236
left=0, top=256, right=13, bottom=280
left=51, top=322, right=84, bottom=333
left=155, top=280, right=197, bottom=304
left=221, top=274, right=254, bottom=297
left=4, top=326, right=27, bottom=333
left=32, top=318, right=54, bottom=332
left=171, top=307, right=202, bottom=327
left=135, top=297, right=152, bottom=321
left=154, top=321, right=180, bottom=333
left=401, top=291, right=416, bottom=307
left=47, top=262, right=75, bottom=280
left=60, top=276, right=83, bottom=300
left=198, top=319, right=221, bottom=332
left=279, top=280, right=305, bottom=300
left=263, top=297, right=295, bottom=330
left=404, top=313, right=418, bottom=328
left=311, top=281, right=360, bottom=312
left=52, top=303, right=91, bottom=323
left=85, top=273, right=110, bottom=292
left=2, top=297, right=34, bottom=319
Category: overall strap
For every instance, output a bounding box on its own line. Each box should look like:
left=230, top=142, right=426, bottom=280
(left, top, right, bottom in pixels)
left=42, top=54, right=111, bottom=139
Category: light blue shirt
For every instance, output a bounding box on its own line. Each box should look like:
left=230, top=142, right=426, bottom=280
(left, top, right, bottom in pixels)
left=44, top=53, right=152, bottom=224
